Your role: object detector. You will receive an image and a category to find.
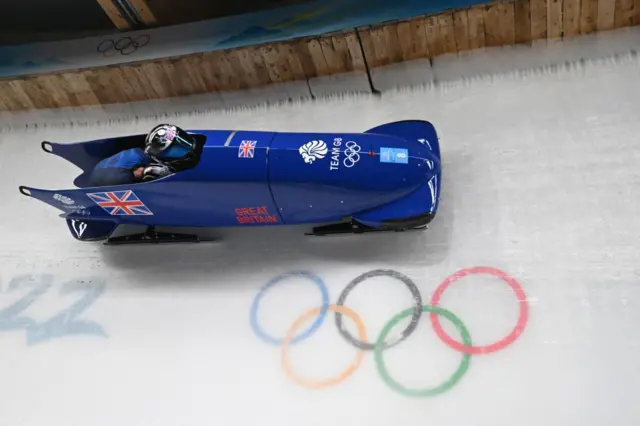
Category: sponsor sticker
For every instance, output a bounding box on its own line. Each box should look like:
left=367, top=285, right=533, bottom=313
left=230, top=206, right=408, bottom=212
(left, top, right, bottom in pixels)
left=299, top=140, right=328, bottom=164
left=380, top=147, right=409, bottom=164
left=329, top=138, right=361, bottom=171
left=70, top=220, right=88, bottom=238
left=299, top=137, right=362, bottom=170
left=235, top=205, right=279, bottom=224
left=53, top=193, right=90, bottom=214
left=53, top=193, right=74, bottom=205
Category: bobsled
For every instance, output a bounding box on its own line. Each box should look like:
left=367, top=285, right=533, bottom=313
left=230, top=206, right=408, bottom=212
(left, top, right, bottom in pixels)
left=18, top=120, right=442, bottom=244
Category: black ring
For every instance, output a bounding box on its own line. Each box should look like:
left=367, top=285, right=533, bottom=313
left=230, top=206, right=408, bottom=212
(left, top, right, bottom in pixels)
left=97, top=39, right=115, bottom=53
left=115, top=36, right=134, bottom=52
left=334, top=269, right=422, bottom=350
left=133, top=34, right=150, bottom=48
left=96, top=35, right=150, bottom=57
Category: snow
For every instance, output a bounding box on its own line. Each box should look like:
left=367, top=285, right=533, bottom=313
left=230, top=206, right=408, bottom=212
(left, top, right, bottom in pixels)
left=1, top=27, right=640, bottom=426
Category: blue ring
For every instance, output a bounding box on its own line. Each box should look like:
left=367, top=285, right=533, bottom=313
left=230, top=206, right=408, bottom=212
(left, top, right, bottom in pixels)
left=250, top=271, right=329, bottom=345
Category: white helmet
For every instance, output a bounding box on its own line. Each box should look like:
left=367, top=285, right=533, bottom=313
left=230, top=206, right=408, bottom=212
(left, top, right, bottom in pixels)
left=145, top=124, right=179, bottom=155
left=145, top=123, right=196, bottom=158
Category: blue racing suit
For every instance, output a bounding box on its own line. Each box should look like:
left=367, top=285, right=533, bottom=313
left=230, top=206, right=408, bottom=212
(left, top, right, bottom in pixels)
left=89, top=147, right=152, bottom=187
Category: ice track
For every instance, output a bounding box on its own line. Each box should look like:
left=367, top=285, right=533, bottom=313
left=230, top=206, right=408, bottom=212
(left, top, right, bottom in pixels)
left=1, top=33, right=640, bottom=426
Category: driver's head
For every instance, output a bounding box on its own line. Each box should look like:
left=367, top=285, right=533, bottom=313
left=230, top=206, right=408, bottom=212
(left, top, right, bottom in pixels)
left=145, top=124, right=195, bottom=158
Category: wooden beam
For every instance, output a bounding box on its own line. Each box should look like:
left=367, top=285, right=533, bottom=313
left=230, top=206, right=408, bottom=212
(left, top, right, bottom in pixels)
left=530, top=0, right=548, bottom=39
left=96, top=0, right=131, bottom=29
left=129, top=0, right=158, bottom=26
left=514, top=0, right=532, bottom=44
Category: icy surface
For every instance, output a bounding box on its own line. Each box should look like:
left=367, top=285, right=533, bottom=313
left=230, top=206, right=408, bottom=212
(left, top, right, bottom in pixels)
left=1, top=37, right=640, bottom=426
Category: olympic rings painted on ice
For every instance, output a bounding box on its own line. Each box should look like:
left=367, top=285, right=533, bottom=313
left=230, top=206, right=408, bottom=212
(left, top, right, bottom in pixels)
left=282, top=305, right=367, bottom=388
left=250, top=271, right=329, bottom=345
left=375, top=305, right=471, bottom=397
left=249, top=266, right=529, bottom=397
left=335, top=269, right=421, bottom=350
left=96, top=35, right=151, bottom=57
left=429, top=266, right=529, bottom=355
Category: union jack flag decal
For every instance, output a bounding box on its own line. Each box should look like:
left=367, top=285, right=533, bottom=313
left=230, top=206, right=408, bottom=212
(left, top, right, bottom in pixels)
left=163, top=126, right=177, bottom=142
left=238, top=140, right=256, bottom=158
left=86, top=190, right=153, bottom=216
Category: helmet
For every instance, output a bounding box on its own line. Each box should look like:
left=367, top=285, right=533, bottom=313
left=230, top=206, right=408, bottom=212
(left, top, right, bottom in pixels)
left=144, top=124, right=195, bottom=158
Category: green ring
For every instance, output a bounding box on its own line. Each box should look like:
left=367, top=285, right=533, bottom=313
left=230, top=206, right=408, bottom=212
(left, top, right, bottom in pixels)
left=374, top=305, right=472, bottom=397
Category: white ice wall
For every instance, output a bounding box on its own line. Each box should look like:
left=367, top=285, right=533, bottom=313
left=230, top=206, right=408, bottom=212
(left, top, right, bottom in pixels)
left=1, top=26, right=640, bottom=426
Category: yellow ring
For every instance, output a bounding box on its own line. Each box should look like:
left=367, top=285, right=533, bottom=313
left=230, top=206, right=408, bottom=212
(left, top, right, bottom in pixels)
left=281, top=304, right=367, bottom=388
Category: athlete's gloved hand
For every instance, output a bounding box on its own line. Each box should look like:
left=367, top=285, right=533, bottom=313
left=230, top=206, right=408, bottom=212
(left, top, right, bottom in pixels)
left=142, top=164, right=173, bottom=181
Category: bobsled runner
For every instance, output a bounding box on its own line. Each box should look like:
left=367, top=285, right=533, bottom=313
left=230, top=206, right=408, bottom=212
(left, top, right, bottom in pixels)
left=18, top=120, right=442, bottom=245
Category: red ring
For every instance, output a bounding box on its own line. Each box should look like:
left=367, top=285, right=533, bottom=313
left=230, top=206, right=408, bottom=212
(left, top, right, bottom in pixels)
left=429, top=266, right=529, bottom=355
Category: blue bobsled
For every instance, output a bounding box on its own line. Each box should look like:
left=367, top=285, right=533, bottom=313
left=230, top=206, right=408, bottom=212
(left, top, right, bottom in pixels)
left=18, top=120, right=442, bottom=244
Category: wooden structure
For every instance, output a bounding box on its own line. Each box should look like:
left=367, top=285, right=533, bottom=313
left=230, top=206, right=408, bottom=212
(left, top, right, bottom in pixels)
left=1, top=0, right=639, bottom=111
left=96, top=0, right=307, bottom=29
left=96, top=0, right=157, bottom=29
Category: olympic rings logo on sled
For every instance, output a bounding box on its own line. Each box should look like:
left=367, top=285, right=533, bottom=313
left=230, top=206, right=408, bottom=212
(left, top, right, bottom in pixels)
left=250, top=267, right=529, bottom=397
left=97, top=35, right=150, bottom=57
left=342, top=141, right=361, bottom=168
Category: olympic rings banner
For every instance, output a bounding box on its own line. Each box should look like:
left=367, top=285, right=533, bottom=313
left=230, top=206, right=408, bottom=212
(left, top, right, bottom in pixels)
left=0, top=0, right=491, bottom=78
left=249, top=266, right=529, bottom=397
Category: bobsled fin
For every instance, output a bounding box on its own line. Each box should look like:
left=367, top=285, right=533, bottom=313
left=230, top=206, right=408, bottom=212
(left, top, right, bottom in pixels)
left=40, top=140, right=102, bottom=172
left=19, top=185, right=88, bottom=213
left=19, top=186, right=118, bottom=241
left=40, top=134, right=148, bottom=187
left=20, top=185, right=66, bottom=212
left=64, top=217, right=118, bottom=241
left=365, top=120, right=440, bottom=160
left=42, top=141, right=54, bottom=153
